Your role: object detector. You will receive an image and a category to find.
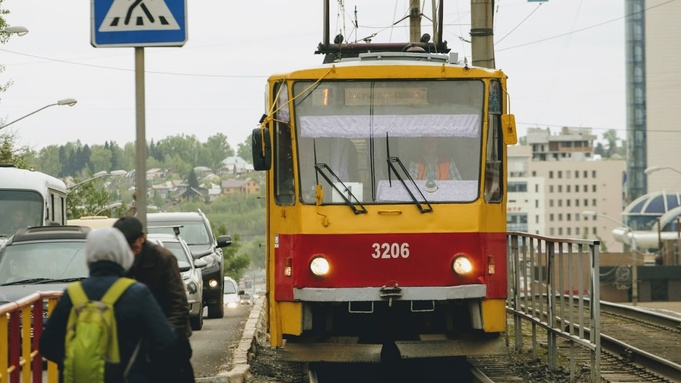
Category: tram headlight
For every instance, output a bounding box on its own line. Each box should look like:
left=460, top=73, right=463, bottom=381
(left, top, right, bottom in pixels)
left=451, top=256, right=473, bottom=276
left=310, top=256, right=330, bottom=277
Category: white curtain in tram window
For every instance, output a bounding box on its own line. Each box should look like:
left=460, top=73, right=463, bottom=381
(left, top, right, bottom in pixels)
left=298, top=114, right=481, bottom=138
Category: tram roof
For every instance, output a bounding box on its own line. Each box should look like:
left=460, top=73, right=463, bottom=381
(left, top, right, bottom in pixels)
left=268, top=51, right=504, bottom=79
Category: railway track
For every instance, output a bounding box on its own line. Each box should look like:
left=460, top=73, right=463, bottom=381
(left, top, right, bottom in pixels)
left=248, top=301, right=681, bottom=382
left=503, top=299, right=681, bottom=382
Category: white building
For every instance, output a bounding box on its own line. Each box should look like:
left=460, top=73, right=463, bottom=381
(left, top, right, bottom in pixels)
left=508, top=128, right=626, bottom=252
left=644, top=1, right=681, bottom=193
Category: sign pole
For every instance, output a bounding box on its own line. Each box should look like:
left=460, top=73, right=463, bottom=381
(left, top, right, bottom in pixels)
left=134, top=47, right=148, bottom=229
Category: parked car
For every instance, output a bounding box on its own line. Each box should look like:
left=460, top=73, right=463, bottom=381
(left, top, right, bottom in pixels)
left=240, top=292, right=254, bottom=306
left=0, top=226, right=91, bottom=306
left=223, top=277, right=242, bottom=311
left=147, top=233, right=207, bottom=331
left=147, top=210, right=232, bottom=319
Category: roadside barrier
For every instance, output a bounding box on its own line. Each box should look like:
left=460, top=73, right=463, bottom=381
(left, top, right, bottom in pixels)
left=0, top=291, right=61, bottom=383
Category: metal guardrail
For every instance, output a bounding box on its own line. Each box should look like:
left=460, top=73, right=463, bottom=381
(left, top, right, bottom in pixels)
left=507, top=232, right=601, bottom=383
left=0, top=291, right=61, bottom=383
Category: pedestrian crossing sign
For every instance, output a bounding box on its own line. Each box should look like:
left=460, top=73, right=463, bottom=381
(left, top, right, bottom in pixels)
left=91, top=0, right=187, bottom=47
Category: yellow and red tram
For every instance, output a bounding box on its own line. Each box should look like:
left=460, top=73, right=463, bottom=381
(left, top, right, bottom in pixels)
left=252, top=33, right=517, bottom=362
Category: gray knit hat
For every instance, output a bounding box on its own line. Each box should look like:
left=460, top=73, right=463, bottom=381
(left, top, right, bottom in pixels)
left=85, top=227, right=134, bottom=271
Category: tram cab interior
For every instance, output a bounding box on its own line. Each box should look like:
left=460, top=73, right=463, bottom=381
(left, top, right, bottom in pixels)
left=289, top=79, right=488, bottom=207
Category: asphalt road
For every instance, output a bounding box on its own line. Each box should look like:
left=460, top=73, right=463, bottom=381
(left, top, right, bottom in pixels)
left=190, top=304, right=251, bottom=379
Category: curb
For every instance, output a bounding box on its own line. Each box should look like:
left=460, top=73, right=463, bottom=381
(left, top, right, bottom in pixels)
left=196, top=299, right=264, bottom=383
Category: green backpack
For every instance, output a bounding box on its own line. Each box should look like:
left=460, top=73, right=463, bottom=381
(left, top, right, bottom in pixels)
left=63, top=278, right=135, bottom=383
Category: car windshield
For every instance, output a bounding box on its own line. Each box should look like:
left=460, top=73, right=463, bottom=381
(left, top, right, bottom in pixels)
left=223, top=281, right=237, bottom=294
left=0, top=241, right=89, bottom=285
left=160, top=241, right=191, bottom=266
left=148, top=222, right=210, bottom=246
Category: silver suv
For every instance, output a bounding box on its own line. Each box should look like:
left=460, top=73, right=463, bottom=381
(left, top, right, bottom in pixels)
left=147, top=210, right=232, bottom=318
left=147, top=232, right=207, bottom=331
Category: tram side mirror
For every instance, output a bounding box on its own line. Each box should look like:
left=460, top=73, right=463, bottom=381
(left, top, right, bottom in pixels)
left=251, top=127, right=271, bottom=171
left=502, top=114, right=518, bottom=145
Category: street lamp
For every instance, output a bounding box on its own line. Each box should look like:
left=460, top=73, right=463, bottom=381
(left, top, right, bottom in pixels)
left=644, top=166, right=681, bottom=176
left=0, top=98, right=78, bottom=131
left=67, top=169, right=127, bottom=194
left=1, top=26, right=29, bottom=36
left=582, top=210, right=639, bottom=306
left=94, top=202, right=123, bottom=216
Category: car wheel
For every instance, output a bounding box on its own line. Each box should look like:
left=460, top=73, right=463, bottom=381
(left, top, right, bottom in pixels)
left=190, top=302, right=204, bottom=331
left=207, top=292, right=224, bottom=318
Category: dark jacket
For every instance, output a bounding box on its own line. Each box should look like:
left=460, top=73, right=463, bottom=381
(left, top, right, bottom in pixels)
left=126, top=240, right=192, bottom=339
left=39, top=261, right=176, bottom=383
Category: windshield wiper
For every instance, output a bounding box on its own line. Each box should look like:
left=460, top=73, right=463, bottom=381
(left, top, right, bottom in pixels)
left=2, top=278, right=54, bottom=286
left=34, top=277, right=87, bottom=284
left=311, top=139, right=367, bottom=215
left=385, top=134, right=432, bottom=213
left=314, top=163, right=367, bottom=215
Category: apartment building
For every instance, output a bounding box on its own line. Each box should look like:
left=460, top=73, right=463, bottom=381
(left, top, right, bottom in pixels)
left=643, top=0, right=681, bottom=194
left=508, top=128, right=626, bottom=252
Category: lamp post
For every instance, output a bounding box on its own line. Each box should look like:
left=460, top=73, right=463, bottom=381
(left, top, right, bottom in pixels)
left=644, top=166, right=681, bottom=176
left=582, top=210, right=639, bottom=305
left=67, top=169, right=127, bottom=194
left=1, top=26, right=29, bottom=36
left=94, top=202, right=123, bottom=216
left=0, top=98, right=78, bottom=131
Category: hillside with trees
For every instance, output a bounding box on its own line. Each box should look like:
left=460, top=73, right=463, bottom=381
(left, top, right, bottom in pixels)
left=2, top=131, right=265, bottom=280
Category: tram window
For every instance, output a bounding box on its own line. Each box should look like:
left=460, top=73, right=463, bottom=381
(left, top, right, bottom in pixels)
left=273, top=83, right=295, bottom=206
left=484, top=80, right=503, bottom=203
left=52, top=193, right=66, bottom=225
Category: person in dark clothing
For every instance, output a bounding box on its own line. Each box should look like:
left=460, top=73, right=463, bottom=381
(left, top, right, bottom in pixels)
left=113, top=216, right=195, bottom=383
left=39, top=227, right=176, bottom=383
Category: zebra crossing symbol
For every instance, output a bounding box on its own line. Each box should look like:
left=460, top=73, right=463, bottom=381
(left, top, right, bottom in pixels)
left=91, top=0, right=187, bottom=47
left=99, top=0, right=179, bottom=32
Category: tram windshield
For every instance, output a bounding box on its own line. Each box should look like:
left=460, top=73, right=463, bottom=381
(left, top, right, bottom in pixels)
left=293, top=79, right=484, bottom=204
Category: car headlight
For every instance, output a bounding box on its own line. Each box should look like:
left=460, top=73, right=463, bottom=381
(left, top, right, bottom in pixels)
left=202, top=255, right=216, bottom=268
left=451, top=255, right=473, bottom=276
left=186, top=281, right=198, bottom=294
left=310, top=256, right=330, bottom=276
left=226, top=301, right=238, bottom=309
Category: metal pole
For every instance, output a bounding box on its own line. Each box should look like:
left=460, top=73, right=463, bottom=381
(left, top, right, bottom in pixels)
left=134, top=47, right=148, bottom=230
left=470, top=0, right=495, bottom=69
left=631, top=234, right=638, bottom=306
left=409, top=0, right=421, bottom=43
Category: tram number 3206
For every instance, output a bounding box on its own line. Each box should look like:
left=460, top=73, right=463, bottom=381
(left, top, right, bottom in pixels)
left=371, top=242, right=410, bottom=259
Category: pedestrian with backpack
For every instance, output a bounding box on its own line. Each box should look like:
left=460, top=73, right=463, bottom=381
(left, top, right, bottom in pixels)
left=39, top=227, right=176, bottom=383
left=113, top=216, right=196, bottom=383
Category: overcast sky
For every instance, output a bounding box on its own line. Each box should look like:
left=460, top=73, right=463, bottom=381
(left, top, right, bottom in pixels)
left=0, top=0, right=626, bottom=152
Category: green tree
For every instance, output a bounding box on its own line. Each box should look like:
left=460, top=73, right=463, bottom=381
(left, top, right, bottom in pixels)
left=200, top=133, right=234, bottom=171
left=33, top=145, right=62, bottom=176
left=0, top=3, right=14, bottom=96
left=594, top=142, right=605, bottom=158
left=66, top=173, right=116, bottom=219
left=155, top=134, right=203, bottom=169
left=188, top=168, right=199, bottom=189
left=221, top=233, right=251, bottom=280
left=602, top=129, right=619, bottom=159
left=0, top=132, right=30, bottom=168
left=236, top=136, right=252, bottom=164
left=89, top=145, right=113, bottom=172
